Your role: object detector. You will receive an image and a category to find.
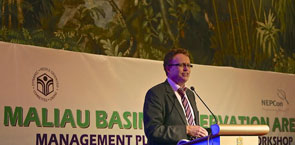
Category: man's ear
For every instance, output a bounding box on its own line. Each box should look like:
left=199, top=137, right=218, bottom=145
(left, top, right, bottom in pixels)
left=166, top=66, right=171, bottom=74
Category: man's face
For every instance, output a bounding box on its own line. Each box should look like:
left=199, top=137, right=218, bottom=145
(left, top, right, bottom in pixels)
left=167, top=53, right=191, bottom=86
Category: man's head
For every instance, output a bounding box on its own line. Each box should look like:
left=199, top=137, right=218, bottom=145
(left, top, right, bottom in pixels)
left=163, top=48, right=192, bottom=87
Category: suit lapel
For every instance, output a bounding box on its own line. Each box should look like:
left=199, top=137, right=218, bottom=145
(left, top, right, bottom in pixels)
left=164, top=81, right=187, bottom=125
left=187, top=91, right=199, bottom=125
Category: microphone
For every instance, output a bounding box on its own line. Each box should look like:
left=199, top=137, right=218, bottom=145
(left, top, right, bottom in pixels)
left=190, top=86, right=218, bottom=124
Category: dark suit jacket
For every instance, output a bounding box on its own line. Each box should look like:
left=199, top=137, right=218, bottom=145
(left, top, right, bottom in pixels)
left=143, top=80, right=200, bottom=145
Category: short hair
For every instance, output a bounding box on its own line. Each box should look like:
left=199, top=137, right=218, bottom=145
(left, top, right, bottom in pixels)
left=163, top=48, right=190, bottom=75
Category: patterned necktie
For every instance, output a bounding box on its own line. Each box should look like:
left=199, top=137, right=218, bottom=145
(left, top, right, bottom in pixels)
left=177, top=88, right=195, bottom=125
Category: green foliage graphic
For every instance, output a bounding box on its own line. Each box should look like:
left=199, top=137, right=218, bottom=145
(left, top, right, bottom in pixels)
left=0, top=0, right=294, bottom=74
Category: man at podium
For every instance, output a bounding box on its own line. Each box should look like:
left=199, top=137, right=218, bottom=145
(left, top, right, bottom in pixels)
left=143, top=48, right=209, bottom=145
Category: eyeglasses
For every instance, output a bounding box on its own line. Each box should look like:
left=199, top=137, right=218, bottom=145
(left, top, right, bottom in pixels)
left=168, top=63, right=193, bottom=68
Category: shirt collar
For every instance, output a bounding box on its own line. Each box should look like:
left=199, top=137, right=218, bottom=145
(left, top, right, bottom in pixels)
left=167, top=77, right=183, bottom=92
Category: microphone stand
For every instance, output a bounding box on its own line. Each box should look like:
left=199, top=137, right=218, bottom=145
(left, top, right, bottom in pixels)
left=190, top=86, right=218, bottom=124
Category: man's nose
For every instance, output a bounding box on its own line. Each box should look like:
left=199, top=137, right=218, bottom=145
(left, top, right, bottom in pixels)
left=183, top=65, right=189, bottom=70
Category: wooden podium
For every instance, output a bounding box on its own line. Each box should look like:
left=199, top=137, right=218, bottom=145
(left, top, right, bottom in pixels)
left=177, top=124, right=269, bottom=145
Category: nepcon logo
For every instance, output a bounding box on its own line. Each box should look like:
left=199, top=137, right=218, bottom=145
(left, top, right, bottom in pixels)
left=261, top=89, right=289, bottom=111
left=32, top=67, right=59, bottom=102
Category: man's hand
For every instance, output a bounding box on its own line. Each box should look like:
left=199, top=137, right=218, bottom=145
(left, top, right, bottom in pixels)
left=186, top=125, right=208, bottom=138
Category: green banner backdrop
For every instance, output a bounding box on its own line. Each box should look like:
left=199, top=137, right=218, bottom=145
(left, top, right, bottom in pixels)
left=0, top=42, right=294, bottom=145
